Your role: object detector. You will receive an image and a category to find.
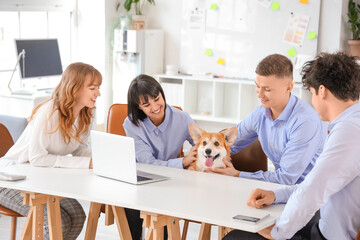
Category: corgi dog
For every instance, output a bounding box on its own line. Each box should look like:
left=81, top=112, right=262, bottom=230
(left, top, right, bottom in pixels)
left=188, top=124, right=238, bottom=172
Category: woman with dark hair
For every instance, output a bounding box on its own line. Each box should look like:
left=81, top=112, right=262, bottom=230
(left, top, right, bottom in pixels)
left=122, top=74, right=197, bottom=240
left=124, top=74, right=197, bottom=169
left=0, top=62, right=102, bottom=239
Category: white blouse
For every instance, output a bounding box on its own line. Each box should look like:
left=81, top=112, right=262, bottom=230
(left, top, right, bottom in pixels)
left=0, top=100, right=94, bottom=168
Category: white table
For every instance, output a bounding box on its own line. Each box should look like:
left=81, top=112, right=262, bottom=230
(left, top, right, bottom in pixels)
left=0, top=163, right=285, bottom=239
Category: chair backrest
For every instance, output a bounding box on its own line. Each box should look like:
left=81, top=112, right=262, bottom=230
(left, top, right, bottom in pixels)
left=231, top=138, right=267, bottom=172
left=107, top=104, right=127, bottom=136
left=0, top=115, right=28, bottom=143
left=0, top=123, right=15, bottom=158
left=106, top=104, right=184, bottom=157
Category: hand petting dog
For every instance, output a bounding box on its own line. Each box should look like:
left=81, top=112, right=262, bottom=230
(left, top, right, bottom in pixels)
left=205, top=158, right=240, bottom=177
left=182, top=146, right=197, bottom=168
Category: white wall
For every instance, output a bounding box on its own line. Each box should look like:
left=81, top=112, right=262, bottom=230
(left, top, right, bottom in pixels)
left=94, top=0, right=355, bottom=127
left=318, top=0, right=353, bottom=52
left=143, top=0, right=354, bottom=68
left=75, top=0, right=118, bottom=129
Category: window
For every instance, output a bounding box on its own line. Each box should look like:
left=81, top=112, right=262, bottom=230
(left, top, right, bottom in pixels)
left=0, top=8, right=73, bottom=89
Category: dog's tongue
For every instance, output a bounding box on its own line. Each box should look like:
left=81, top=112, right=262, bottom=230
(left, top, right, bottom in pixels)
left=205, top=157, right=214, bottom=167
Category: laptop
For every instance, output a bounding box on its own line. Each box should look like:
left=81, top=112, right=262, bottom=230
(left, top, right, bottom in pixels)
left=91, top=130, right=168, bottom=185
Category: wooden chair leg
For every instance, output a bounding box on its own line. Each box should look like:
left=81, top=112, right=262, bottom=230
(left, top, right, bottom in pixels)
left=10, top=216, right=17, bottom=240
left=182, top=220, right=189, bottom=240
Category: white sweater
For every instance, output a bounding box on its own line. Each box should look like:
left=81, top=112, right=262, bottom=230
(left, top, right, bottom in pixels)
left=0, top=100, right=94, bottom=168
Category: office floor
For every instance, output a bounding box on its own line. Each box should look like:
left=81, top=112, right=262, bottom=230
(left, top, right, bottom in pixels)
left=0, top=200, right=219, bottom=240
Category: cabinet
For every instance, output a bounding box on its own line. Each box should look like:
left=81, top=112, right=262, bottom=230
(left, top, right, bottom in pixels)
left=157, top=74, right=311, bottom=127
left=0, top=93, right=50, bottom=118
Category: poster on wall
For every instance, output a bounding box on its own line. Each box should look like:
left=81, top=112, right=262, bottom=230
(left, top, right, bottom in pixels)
left=189, top=8, right=206, bottom=36
left=283, top=13, right=310, bottom=47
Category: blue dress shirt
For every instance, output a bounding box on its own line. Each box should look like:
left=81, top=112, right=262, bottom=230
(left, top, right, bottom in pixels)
left=123, top=105, right=194, bottom=169
left=231, top=94, right=327, bottom=184
left=271, top=103, right=360, bottom=240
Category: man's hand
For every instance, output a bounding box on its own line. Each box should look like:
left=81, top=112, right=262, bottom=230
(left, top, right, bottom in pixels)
left=206, top=158, right=240, bottom=177
left=258, top=224, right=274, bottom=239
left=183, top=146, right=197, bottom=168
left=89, top=158, right=93, bottom=169
left=247, top=188, right=275, bottom=209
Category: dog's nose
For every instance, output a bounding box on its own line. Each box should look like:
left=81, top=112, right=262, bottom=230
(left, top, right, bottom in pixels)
left=205, top=148, right=212, bottom=155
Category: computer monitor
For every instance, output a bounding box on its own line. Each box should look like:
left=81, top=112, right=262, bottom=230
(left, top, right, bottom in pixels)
left=15, top=39, right=63, bottom=79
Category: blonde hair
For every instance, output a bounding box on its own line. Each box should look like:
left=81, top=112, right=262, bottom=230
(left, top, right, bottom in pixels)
left=30, top=62, right=102, bottom=144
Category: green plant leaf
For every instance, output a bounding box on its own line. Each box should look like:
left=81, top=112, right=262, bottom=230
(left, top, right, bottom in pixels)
left=348, top=0, right=360, bottom=39
left=124, top=0, right=132, bottom=11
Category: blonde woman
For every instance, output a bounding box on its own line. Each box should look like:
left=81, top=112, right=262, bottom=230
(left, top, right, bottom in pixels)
left=0, top=62, right=101, bottom=239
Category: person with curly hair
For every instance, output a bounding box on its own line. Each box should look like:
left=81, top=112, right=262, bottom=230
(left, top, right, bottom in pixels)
left=0, top=62, right=102, bottom=239
left=224, top=52, right=360, bottom=240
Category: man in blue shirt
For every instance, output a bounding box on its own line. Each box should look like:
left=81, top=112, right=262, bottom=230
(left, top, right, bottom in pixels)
left=211, top=54, right=327, bottom=185
left=224, top=52, right=360, bottom=240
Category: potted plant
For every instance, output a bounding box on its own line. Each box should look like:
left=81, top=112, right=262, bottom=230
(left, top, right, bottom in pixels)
left=347, top=0, right=360, bottom=57
left=116, top=0, right=155, bottom=30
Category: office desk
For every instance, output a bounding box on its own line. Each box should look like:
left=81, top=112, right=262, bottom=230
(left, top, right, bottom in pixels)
left=0, top=164, right=285, bottom=239
left=0, top=92, right=50, bottom=118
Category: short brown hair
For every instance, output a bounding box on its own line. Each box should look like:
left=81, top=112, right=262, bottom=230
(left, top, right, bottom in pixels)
left=255, top=54, right=293, bottom=79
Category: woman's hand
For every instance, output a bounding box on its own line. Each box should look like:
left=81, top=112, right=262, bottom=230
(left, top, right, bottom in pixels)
left=89, top=158, right=93, bottom=169
left=183, top=146, right=197, bottom=168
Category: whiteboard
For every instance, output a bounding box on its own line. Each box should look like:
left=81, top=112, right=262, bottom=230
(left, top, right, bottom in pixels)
left=179, top=0, right=321, bottom=80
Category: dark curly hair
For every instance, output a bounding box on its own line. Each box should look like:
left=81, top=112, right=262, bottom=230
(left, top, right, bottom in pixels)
left=127, top=74, right=166, bottom=127
left=301, top=52, right=360, bottom=101
left=255, top=54, right=293, bottom=79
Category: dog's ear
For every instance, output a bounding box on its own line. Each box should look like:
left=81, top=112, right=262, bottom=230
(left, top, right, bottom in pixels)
left=189, top=124, right=204, bottom=143
left=222, top=127, right=238, bottom=145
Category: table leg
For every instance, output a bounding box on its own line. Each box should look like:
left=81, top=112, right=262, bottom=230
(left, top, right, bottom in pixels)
left=182, top=220, right=189, bottom=240
left=105, top=204, right=114, bottom=226
left=20, top=207, right=33, bottom=240
left=140, top=211, right=181, bottom=240
left=166, top=217, right=181, bottom=240
left=20, top=192, right=62, bottom=240
left=32, top=204, right=44, bottom=239
left=199, top=223, right=211, bottom=240
left=46, top=196, right=63, bottom=239
left=112, top=205, right=133, bottom=240
left=84, top=202, right=102, bottom=240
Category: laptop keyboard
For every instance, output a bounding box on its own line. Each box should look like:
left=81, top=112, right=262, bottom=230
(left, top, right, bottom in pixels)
left=137, top=175, right=152, bottom=182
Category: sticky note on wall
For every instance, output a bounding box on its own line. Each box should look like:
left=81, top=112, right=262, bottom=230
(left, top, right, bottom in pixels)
left=210, top=4, right=218, bottom=10
left=287, top=48, right=297, bottom=58
left=205, top=49, right=213, bottom=56
left=271, top=2, right=280, bottom=10
left=308, top=31, right=316, bottom=39
left=299, top=0, right=309, bottom=4
left=217, top=58, right=225, bottom=65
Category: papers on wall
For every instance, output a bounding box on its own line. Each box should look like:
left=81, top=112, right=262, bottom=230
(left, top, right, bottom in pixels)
left=189, top=8, right=206, bottom=36
left=257, top=0, right=272, bottom=8
left=295, top=54, right=313, bottom=69
left=283, top=13, right=310, bottom=47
